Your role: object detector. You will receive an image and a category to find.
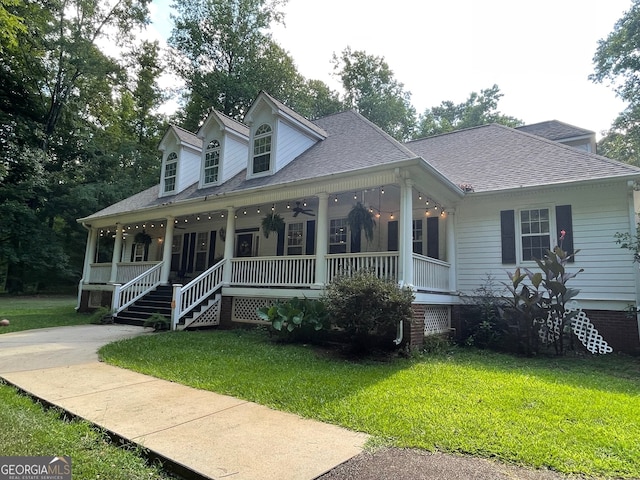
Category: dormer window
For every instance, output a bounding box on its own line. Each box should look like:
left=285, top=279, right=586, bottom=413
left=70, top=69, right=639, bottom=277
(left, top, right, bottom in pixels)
left=164, top=152, right=178, bottom=193
left=204, top=140, right=220, bottom=184
left=253, top=124, right=272, bottom=174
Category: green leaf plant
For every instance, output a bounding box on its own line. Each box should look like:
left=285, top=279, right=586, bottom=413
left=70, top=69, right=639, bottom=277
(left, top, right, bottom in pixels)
left=503, top=246, right=583, bottom=355
left=257, top=297, right=329, bottom=343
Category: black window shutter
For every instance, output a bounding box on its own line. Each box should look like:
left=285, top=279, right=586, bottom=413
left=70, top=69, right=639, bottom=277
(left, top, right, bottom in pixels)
left=305, top=220, right=315, bottom=255
left=500, top=210, right=516, bottom=264
left=208, top=230, right=217, bottom=267
left=555, top=205, right=574, bottom=262
left=276, top=226, right=285, bottom=256
left=387, top=221, right=398, bottom=251
left=426, top=217, right=439, bottom=259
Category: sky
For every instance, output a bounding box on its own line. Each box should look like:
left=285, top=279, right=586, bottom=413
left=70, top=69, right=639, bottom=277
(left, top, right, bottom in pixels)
left=148, top=0, right=633, bottom=139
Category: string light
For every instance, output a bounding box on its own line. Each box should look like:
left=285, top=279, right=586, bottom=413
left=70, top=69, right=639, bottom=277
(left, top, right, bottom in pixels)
left=271, top=204, right=275, bottom=211
left=303, top=199, right=307, bottom=207
left=418, top=193, right=423, bottom=200
left=257, top=207, right=261, bottom=214
left=381, top=186, right=385, bottom=194
left=353, top=192, right=357, bottom=200
left=334, top=195, right=338, bottom=203
left=243, top=209, right=247, bottom=215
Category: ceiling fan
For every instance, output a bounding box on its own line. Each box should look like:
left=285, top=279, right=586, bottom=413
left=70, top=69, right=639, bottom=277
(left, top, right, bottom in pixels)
left=292, top=202, right=315, bottom=217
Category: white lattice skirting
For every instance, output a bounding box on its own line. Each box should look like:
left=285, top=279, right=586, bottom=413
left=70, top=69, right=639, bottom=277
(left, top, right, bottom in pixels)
left=232, top=297, right=277, bottom=323
left=539, top=301, right=613, bottom=354
left=423, top=306, right=451, bottom=335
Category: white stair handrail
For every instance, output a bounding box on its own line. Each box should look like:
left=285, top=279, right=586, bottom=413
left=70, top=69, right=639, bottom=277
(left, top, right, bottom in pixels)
left=171, top=260, right=225, bottom=329
left=112, top=262, right=163, bottom=314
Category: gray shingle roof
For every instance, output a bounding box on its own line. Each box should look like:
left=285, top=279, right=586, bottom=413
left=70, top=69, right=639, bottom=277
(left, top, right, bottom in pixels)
left=406, top=124, right=640, bottom=193
left=259, top=91, right=328, bottom=138
left=171, top=125, right=202, bottom=148
left=199, top=110, right=249, bottom=138
left=81, top=110, right=417, bottom=220
left=516, top=120, right=594, bottom=141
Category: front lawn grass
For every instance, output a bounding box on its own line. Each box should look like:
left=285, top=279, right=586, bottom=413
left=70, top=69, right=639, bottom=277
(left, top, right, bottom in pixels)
left=100, top=329, right=640, bottom=479
left=0, top=383, right=174, bottom=479
left=0, top=295, right=90, bottom=333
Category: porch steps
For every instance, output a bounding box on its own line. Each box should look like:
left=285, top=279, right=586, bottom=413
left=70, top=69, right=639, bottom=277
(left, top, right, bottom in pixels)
left=114, top=285, right=173, bottom=327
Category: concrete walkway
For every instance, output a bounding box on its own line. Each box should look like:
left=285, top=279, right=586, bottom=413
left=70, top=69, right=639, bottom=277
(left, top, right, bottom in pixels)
left=0, top=325, right=368, bottom=480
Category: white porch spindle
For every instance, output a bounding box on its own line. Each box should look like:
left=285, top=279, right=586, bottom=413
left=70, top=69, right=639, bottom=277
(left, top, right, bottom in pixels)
left=160, top=216, right=175, bottom=284
left=222, top=206, right=236, bottom=286
left=445, top=209, right=456, bottom=292
left=109, top=224, right=124, bottom=283
left=314, top=193, right=329, bottom=287
left=398, top=179, right=414, bottom=286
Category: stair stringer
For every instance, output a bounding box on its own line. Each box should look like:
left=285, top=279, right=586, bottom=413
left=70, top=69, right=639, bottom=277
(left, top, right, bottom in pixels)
left=180, top=294, right=222, bottom=330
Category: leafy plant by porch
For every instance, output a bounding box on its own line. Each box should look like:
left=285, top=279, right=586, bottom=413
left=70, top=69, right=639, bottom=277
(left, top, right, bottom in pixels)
left=260, top=212, right=285, bottom=238
left=100, top=330, right=640, bottom=478
left=257, top=297, right=329, bottom=342
left=324, top=270, right=414, bottom=352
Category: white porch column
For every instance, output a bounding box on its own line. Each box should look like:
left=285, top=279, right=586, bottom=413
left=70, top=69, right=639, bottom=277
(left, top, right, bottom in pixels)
left=109, top=224, right=124, bottom=283
left=222, top=206, right=236, bottom=286
left=398, top=179, right=414, bottom=287
left=82, top=227, right=98, bottom=281
left=314, top=193, right=329, bottom=287
left=445, top=209, right=457, bottom=292
left=160, top=216, right=175, bottom=284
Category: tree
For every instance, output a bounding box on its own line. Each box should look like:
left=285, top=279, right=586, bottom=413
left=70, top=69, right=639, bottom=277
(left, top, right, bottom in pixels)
left=0, top=0, right=25, bottom=53
left=591, top=1, right=640, bottom=164
left=415, top=85, right=522, bottom=138
left=0, top=0, right=156, bottom=291
left=169, top=0, right=304, bottom=128
left=332, top=47, right=416, bottom=141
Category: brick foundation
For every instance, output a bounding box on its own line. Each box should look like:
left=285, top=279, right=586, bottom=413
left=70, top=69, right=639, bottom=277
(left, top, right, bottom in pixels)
left=219, top=296, right=233, bottom=329
left=585, top=310, right=640, bottom=355
left=407, top=304, right=426, bottom=349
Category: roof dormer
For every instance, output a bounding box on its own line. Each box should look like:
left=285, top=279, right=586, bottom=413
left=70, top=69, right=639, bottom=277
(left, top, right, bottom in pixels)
left=244, top=91, right=327, bottom=179
left=157, top=125, right=202, bottom=197
left=197, top=110, right=249, bottom=187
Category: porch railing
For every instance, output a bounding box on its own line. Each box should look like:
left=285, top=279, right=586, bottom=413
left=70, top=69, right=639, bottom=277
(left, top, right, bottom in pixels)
left=112, top=262, right=163, bottom=314
left=412, top=254, right=450, bottom=292
left=172, top=259, right=225, bottom=328
left=326, top=252, right=399, bottom=284
left=88, top=261, right=160, bottom=284
left=230, top=256, right=316, bottom=287
left=88, top=263, right=111, bottom=283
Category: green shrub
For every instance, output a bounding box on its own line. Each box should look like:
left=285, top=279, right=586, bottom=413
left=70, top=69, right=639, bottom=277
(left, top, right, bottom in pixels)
left=257, top=297, right=329, bottom=343
left=460, top=274, right=509, bottom=349
left=143, top=312, right=170, bottom=331
left=323, top=270, right=414, bottom=353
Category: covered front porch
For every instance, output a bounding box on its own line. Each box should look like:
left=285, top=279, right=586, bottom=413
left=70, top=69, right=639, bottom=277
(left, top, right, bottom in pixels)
left=78, top=171, right=461, bottom=336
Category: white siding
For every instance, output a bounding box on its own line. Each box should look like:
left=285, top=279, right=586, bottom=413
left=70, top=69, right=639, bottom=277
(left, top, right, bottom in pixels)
left=455, top=182, right=638, bottom=307
left=177, top=145, right=201, bottom=192
left=221, top=135, right=249, bottom=183
left=275, top=119, right=316, bottom=172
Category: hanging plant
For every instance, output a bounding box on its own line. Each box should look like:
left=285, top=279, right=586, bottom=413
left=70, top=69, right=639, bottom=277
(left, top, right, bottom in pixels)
left=347, top=202, right=376, bottom=242
left=134, top=230, right=152, bottom=245
left=261, top=212, right=285, bottom=238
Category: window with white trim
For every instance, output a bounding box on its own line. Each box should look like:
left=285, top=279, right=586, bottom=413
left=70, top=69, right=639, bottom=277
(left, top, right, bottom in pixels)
left=412, top=219, right=423, bottom=254
left=164, top=152, right=177, bottom=193
left=329, top=218, right=347, bottom=254
left=252, top=124, right=272, bottom=174
left=520, top=207, right=551, bottom=261
left=287, top=222, right=303, bottom=255
left=204, top=140, right=220, bottom=184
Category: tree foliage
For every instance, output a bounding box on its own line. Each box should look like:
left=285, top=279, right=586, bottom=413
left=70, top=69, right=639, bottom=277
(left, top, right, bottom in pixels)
left=591, top=1, right=640, bottom=164
left=415, top=85, right=523, bottom=138
left=0, top=0, right=163, bottom=291
left=332, top=47, right=417, bottom=141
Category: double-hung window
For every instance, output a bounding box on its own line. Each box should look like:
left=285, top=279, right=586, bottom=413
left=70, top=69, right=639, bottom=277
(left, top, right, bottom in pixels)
left=204, top=140, right=220, bottom=184
left=287, top=222, right=303, bottom=255
left=164, top=152, right=177, bottom=193
left=253, top=124, right=272, bottom=174
left=329, top=218, right=348, bottom=254
left=520, top=208, right=551, bottom=261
